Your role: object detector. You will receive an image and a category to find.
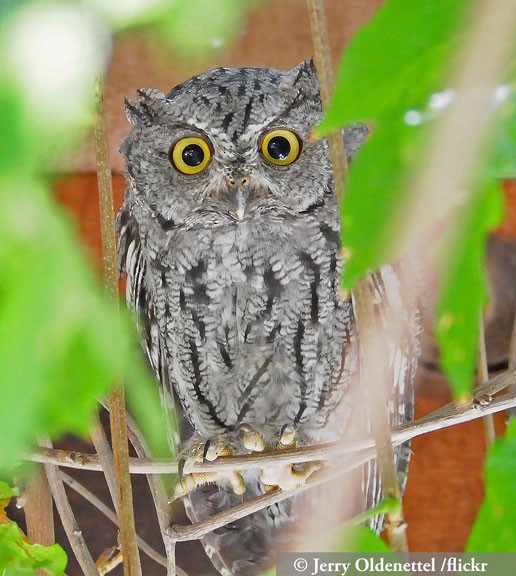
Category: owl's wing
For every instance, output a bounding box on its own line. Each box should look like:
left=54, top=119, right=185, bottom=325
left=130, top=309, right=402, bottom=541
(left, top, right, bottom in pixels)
left=359, top=265, right=421, bottom=528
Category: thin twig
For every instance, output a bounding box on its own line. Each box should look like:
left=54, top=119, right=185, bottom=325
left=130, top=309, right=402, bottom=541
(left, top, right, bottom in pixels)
left=31, top=369, right=516, bottom=475
left=306, top=0, right=348, bottom=201
left=508, top=294, right=516, bottom=420
left=91, top=420, right=118, bottom=510
left=123, top=410, right=178, bottom=576
left=95, top=78, right=142, bottom=576
left=41, top=439, right=99, bottom=576
left=477, top=314, right=496, bottom=445
left=60, top=471, right=168, bottom=569
left=353, top=276, right=408, bottom=551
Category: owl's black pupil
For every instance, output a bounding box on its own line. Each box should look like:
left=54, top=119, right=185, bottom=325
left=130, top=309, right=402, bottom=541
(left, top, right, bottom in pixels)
left=267, top=136, right=291, bottom=160
left=182, top=144, right=204, bottom=167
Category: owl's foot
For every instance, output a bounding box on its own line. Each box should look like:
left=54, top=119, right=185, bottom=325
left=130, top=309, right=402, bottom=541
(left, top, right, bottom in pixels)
left=239, top=423, right=321, bottom=493
left=172, top=437, right=245, bottom=500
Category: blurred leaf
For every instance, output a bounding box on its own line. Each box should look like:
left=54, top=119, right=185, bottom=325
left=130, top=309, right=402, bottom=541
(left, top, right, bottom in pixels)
left=318, top=0, right=473, bottom=131
left=340, top=115, right=424, bottom=287
left=435, top=180, right=504, bottom=398
left=467, top=420, right=516, bottom=551
left=486, top=88, right=516, bottom=179
left=314, top=0, right=514, bottom=399
left=0, top=485, right=67, bottom=575
left=159, top=0, right=253, bottom=57
left=344, top=525, right=391, bottom=553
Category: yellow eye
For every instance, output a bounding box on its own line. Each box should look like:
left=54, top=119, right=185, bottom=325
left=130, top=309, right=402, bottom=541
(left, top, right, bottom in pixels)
left=261, top=129, right=301, bottom=166
left=169, top=136, right=212, bottom=174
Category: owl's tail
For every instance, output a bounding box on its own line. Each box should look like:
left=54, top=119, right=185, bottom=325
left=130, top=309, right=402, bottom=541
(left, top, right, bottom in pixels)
left=184, top=480, right=274, bottom=576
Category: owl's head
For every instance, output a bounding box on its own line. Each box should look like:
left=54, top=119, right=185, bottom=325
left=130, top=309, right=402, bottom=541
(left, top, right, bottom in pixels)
left=120, top=60, right=332, bottom=226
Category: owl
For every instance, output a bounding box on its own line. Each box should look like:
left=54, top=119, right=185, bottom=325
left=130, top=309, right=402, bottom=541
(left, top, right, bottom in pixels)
left=117, top=60, right=419, bottom=576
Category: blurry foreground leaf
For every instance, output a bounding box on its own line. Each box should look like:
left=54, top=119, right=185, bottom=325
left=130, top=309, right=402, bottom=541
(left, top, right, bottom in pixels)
left=159, top=0, right=253, bottom=57
left=467, top=419, right=516, bottom=551
left=315, top=0, right=514, bottom=397
left=0, top=82, right=167, bottom=467
left=435, top=180, right=504, bottom=398
left=0, top=483, right=67, bottom=575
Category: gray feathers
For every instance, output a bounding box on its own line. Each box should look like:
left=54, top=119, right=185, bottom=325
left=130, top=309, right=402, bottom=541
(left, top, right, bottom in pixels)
left=117, top=60, right=418, bottom=576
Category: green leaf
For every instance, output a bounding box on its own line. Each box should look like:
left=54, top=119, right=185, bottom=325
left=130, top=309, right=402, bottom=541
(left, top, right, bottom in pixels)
left=318, top=0, right=473, bottom=132
left=0, top=486, right=67, bottom=575
left=0, top=482, right=18, bottom=501
left=467, top=420, right=516, bottom=551
left=0, top=524, right=67, bottom=576
left=435, top=179, right=504, bottom=399
left=340, top=115, right=424, bottom=288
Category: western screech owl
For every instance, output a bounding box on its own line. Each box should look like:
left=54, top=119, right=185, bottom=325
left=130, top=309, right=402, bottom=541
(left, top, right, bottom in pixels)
left=117, top=60, right=419, bottom=576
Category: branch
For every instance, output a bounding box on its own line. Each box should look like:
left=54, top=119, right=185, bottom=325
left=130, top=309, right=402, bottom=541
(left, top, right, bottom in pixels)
left=477, top=314, right=496, bottom=444
left=94, top=78, right=141, bottom=576
left=31, top=369, right=516, bottom=475
left=306, top=0, right=348, bottom=201
left=353, top=275, right=408, bottom=551
left=123, top=410, right=179, bottom=576
left=59, top=471, right=168, bottom=569
left=41, top=439, right=99, bottom=576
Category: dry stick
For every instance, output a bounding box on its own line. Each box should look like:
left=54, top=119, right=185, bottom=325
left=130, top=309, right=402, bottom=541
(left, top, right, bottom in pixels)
left=354, top=277, right=408, bottom=551
left=30, top=370, right=516, bottom=475
left=477, top=315, right=496, bottom=445
left=307, top=0, right=408, bottom=551
left=91, top=420, right=119, bottom=510
left=306, top=0, right=348, bottom=201
left=508, top=302, right=516, bottom=420
left=41, top=439, right=99, bottom=576
left=95, top=79, right=142, bottom=576
left=25, top=464, right=55, bottom=576
left=123, top=410, right=179, bottom=576
left=59, top=471, right=168, bottom=569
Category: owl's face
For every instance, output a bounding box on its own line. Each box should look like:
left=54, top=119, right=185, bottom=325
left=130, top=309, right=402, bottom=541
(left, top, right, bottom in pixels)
left=121, top=60, right=332, bottom=226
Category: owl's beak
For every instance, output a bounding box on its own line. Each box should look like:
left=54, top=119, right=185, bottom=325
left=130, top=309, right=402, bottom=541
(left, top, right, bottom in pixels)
left=226, top=176, right=251, bottom=220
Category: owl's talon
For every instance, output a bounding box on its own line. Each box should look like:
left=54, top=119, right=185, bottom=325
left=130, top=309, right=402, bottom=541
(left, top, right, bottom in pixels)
left=203, top=438, right=234, bottom=461
left=237, top=423, right=268, bottom=452
left=261, top=461, right=321, bottom=492
left=279, top=424, right=296, bottom=447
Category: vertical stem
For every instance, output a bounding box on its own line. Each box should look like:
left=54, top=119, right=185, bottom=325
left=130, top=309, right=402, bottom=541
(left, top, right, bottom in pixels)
left=306, top=0, right=408, bottom=551
left=507, top=313, right=516, bottom=421
left=306, top=0, right=348, bottom=201
left=42, top=439, right=99, bottom=576
left=354, top=277, right=409, bottom=552
left=94, top=78, right=142, bottom=576
left=25, top=465, right=55, bottom=576
left=477, top=314, right=496, bottom=445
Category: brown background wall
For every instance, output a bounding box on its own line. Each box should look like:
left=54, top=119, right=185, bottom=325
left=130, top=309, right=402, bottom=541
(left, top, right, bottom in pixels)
left=49, top=0, right=515, bottom=573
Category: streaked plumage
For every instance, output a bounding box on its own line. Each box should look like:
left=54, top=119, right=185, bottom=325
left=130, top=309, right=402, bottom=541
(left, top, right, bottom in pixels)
left=117, top=60, right=419, bottom=576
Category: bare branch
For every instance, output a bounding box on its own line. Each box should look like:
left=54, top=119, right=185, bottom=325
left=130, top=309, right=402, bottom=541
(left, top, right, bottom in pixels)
left=41, top=439, right=99, bottom=576
left=94, top=77, right=142, bottom=576
left=353, top=275, right=408, bottom=551
left=31, top=369, right=516, bottom=475
left=477, top=314, right=496, bottom=445
left=60, top=471, right=168, bottom=569
left=123, top=411, right=179, bottom=576
left=306, top=0, right=348, bottom=201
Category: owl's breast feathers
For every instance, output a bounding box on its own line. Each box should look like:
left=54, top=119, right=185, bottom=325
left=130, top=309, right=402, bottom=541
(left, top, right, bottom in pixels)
left=117, top=197, right=357, bottom=442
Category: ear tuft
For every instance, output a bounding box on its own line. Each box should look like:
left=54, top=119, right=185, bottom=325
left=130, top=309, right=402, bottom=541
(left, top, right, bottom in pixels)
left=279, top=58, right=320, bottom=100
left=124, top=89, right=166, bottom=126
